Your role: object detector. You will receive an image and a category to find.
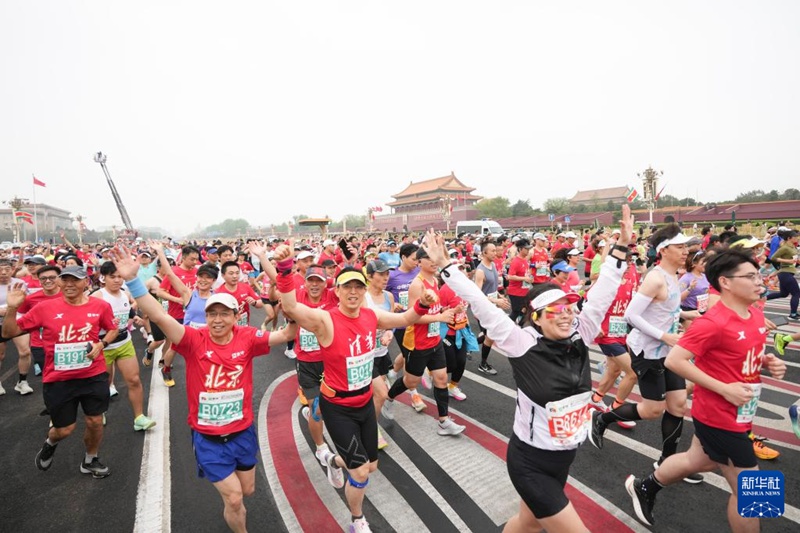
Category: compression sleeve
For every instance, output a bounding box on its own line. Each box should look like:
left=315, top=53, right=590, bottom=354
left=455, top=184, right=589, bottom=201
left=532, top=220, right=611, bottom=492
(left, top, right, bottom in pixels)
left=624, top=292, right=666, bottom=341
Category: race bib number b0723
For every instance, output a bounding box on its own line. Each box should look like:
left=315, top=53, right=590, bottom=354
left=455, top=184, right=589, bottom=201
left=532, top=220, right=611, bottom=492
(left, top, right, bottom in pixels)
left=198, top=389, right=244, bottom=427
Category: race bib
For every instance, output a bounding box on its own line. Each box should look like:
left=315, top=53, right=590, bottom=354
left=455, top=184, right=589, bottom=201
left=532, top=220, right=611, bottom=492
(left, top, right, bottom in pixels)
left=346, top=352, right=374, bottom=390
left=546, top=391, right=592, bottom=448
left=114, top=310, right=129, bottom=331
left=608, top=316, right=627, bottom=338
left=299, top=328, right=320, bottom=351
left=427, top=321, right=440, bottom=338
left=398, top=291, right=409, bottom=310
left=237, top=312, right=249, bottom=327
left=736, top=383, right=761, bottom=424
left=487, top=291, right=498, bottom=300
left=696, top=293, right=709, bottom=313
left=54, top=342, right=92, bottom=371
left=161, top=299, right=169, bottom=312
left=536, top=266, right=548, bottom=277
left=198, top=389, right=244, bottom=427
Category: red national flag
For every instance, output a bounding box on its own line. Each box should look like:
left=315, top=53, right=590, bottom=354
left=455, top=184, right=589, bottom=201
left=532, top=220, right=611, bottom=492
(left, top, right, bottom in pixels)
left=655, top=184, right=667, bottom=201
left=33, top=176, right=46, bottom=187
left=20, top=217, right=34, bottom=225
left=14, top=210, right=34, bottom=218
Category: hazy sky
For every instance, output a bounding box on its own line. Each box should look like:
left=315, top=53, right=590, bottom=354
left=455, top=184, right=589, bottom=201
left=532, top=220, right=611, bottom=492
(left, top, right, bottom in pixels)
left=3, top=1, right=799, bottom=236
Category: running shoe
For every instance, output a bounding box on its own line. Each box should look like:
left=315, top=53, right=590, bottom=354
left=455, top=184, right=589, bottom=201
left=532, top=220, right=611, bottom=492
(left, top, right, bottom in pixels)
left=161, top=367, right=175, bottom=387
left=142, top=351, right=154, bottom=367
left=377, top=428, right=388, bottom=450
left=420, top=370, right=432, bottom=390
left=616, top=419, right=637, bottom=429
left=653, top=460, right=703, bottom=483
left=301, top=406, right=310, bottom=422
left=437, top=417, right=466, bottom=436
left=410, top=392, right=426, bottom=412
left=109, top=384, right=119, bottom=398
left=775, top=334, right=793, bottom=356
left=789, top=314, right=800, bottom=321
left=448, top=383, right=467, bottom=401
left=133, top=414, right=157, bottom=431
left=0, top=382, right=5, bottom=396
left=386, top=369, right=397, bottom=388
left=15, top=380, right=33, bottom=395
left=750, top=433, right=780, bottom=460
left=589, top=396, right=609, bottom=413
left=35, top=440, right=57, bottom=471
left=588, top=410, right=606, bottom=450
left=297, top=387, right=309, bottom=407
left=381, top=399, right=395, bottom=420
left=790, top=405, right=800, bottom=439
left=349, top=517, right=372, bottom=533
left=320, top=450, right=344, bottom=489
left=625, top=475, right=655, bottom=527
left=314, top=444, right=330, bottom=467
left=80, top=457, right=111, bottom=479
left=284, top=347, right=297, bottom=360
left=477, top=361, right=498, bottom=375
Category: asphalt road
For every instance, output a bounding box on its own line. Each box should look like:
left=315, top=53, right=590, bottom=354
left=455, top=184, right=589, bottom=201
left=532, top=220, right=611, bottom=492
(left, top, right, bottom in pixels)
left=1, top=299, right=799, bottom=533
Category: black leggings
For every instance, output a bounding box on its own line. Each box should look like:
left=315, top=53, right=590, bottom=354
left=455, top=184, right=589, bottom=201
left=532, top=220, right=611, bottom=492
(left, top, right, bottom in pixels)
left=443, top=333, right=467, bottom=383
left=767, top=272, right=800, bottom=314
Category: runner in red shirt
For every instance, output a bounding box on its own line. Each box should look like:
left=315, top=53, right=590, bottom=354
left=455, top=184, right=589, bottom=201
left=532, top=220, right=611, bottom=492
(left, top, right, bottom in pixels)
left=109, top=244, right=296, bottom=533
left=16, top=264, right=63, bottom=377
left=276, top=243, right=436, bottom=533
left=530, top=233, right=551, bottom=285
left=158, top=245, right=200, bottom=387
left=3, top=265, right=119, bottom=479
left=215, top=261, right=264, bottom=327
left=624, top=249, right=786, bottom=529
left=507, top=239, right=533, bottom=324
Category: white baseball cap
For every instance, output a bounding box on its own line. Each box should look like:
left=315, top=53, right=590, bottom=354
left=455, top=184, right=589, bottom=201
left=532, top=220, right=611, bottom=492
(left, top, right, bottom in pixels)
left=204, top=293, right=239, bottom=311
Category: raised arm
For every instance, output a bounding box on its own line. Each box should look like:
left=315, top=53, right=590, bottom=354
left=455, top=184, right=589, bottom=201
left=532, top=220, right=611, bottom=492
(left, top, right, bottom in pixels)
left=150, top=240, right=192, bottom=305
left=110, top=244, right=186, bottom=345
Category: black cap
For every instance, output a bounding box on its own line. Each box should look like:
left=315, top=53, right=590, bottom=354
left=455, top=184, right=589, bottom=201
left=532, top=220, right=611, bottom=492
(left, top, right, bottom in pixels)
left=58, top=266, right=88, bottom=279
left=366, top=259, right=391, bottom=274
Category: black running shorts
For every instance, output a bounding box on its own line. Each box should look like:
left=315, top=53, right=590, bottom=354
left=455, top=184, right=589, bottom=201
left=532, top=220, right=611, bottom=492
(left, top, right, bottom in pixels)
left=295, top=360, right=324, bottom=401
left=372, top=353, right=392, bottom=379
left=404, top=342, right=447, bottom=377
left=43, top=373, right=110, bottom=428
left=692, top=418, right=757, bottom=468
left=506, top=434, right=577, bottom=518
left=318, top=397, right=377, bottom=469
left=630, top=352, right=685, bottom=401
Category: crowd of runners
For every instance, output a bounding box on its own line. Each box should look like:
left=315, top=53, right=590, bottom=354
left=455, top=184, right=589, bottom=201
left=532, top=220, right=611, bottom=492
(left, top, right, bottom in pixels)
left=0, top=211, right=798, bottom=532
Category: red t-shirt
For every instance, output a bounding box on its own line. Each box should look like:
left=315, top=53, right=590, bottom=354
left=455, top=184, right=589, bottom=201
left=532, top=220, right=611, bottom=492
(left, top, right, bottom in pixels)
left=438, top=284, right=469, bottom=336
left=173, top=326, right=271, bottom=435
left=679, top=303, right=767, bottom=432
left=530, top=248, right=551, bottom=284
left=583, top=246, right=596, bottom=274
left=410, top=276, right=442, bottom=351
left=19, top=275, right=41, bottom=291
left=322, top=307, right=378, bottom=408
left=215, top=282, right=259, bottom=326
left=160, top=266, right=198, bottom=320
left=293, top=288, right=338, bottom=362
left=17, top=297, right=115, bottom=382
left=17, top=290, right=63, bottom=348
left=507, top=256, right=530, bottom=297
left=595, top=266, right=640, bottom=345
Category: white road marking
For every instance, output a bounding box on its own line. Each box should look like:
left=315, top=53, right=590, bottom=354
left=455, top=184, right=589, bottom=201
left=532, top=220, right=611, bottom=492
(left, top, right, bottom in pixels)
left=133, top=347, right=171, bottom=533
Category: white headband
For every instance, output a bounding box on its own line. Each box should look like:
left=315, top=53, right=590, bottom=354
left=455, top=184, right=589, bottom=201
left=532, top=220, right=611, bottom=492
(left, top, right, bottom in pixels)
left=530, top=289, right=568, bottom=310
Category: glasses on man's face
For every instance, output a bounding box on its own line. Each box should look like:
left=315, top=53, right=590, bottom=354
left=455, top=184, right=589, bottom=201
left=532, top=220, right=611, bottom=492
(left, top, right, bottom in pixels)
left=725, top=272, right=762, bottom=283
left=206, top=310, right=235, bottom=319
left=39, top=276, right=58, bottom=282
left=540, top=304, right=575, bottom=318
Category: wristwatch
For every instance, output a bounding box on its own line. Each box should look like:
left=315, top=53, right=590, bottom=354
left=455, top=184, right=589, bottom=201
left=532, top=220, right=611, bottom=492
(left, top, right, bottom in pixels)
left=101, top=340, right=109, bottom=348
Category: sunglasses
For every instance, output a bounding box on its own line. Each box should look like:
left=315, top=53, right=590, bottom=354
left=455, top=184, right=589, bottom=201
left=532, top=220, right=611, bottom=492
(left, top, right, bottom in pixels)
left=539, top=304, right=574, bottom=319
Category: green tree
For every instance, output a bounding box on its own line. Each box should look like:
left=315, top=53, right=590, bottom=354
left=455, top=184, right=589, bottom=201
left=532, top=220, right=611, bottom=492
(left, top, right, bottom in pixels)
left=477, top=197, right=512, bottom=218
left=203, top=218, right=251, bottom=237
left=542, top=197, right=570, bottom=215
left=510, top=199, right=535, bottom=217
left=782, top=188, right=800, bottom=200
left=734, top=190, right=766, bottom=203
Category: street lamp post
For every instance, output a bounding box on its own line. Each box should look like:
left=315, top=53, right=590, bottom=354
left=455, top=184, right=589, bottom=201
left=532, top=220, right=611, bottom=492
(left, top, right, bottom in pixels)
left=637, top=166, right=663, bottom=225
left=3, top=196, right=30, bottom=243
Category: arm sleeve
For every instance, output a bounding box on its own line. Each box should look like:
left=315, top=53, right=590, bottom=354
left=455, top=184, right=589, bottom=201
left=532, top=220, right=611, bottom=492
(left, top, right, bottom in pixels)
left=624, top=292, right=666, bottom=340
left=441, top=266, right=535, bottom=358
left=577, top=255, right=627, bottom=341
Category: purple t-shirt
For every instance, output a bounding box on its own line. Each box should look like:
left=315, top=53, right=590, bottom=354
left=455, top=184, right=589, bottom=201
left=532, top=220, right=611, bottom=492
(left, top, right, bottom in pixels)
left=679, top=272, right=710, bottom=311
left=387, top=267, right=420, bottom=310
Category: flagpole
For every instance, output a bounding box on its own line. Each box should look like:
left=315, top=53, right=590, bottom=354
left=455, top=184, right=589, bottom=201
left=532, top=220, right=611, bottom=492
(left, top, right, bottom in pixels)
left=32, top=174, right=39, bottom=242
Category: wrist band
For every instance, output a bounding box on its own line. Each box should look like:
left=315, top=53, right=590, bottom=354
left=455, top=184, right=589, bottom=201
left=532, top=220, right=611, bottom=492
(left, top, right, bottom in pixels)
left=275, top=258, right=294, bottom=275
left=276, top=274, right=295, bottom=293
left=413, top=300, right=430, bottom=315
left=126, top=277, right=148, bottom=298
left=612, top=244, right=629, bottom=254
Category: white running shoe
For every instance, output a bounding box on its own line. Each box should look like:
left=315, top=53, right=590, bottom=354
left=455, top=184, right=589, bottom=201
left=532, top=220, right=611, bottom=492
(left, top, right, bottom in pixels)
left=109, top=384, right=119, bottom=398
left=420, top=370, right=432, bottom=390
left=284, top=348, right=297, bottom=360
left=0, top=382, right=6, bottom=395
left=15, top=380, right=34, bottom=395
left=448, top=384, right=466, bottom=401
left=437, top=417, right=466, bottom=436
left=381, top=399, right=395, bottom=420
left=314, top=444, right=329, bottom=467
left=349, top=517, right=372, bottom=533
left=386, top=369, right=398, bottom=387
left=320, top=450, right=344, bottom=488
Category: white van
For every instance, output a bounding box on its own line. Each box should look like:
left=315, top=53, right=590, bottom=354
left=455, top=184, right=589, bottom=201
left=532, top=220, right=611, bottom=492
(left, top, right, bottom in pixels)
left=456, top=219, right=504, bottom=237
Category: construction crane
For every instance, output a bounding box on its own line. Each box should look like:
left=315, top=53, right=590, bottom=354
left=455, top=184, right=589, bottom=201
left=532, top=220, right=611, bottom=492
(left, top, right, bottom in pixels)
left=93, top=151, right=136, bottom=235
